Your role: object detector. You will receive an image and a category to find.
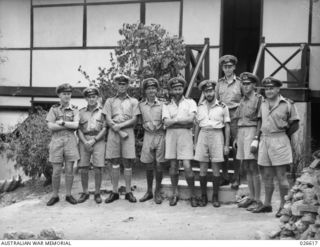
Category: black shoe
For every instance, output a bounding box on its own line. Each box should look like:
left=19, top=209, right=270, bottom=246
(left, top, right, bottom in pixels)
left=246, top=201, right=262, bottom=211
left=125, top=192, right=137, bottom=203
left=77, top=193, right=89, bottom=203
left=238, top=197, right=254, bottom=208
left=154, top=191, right=163, bottom=204
left=231, top=181, right=239, bottom=190
left=198, top=194, right=208, bottom=207
left=139, top=192, right=153, bottom=202
left=275, top=207, right=284, bottom=218
left=94, top=194, right=102, bottom=204
left=212, top=195, right=220, bottom=208
left=105, top=192, right=120, bottom=203
left=47, top=196, right=59, bottom=206
left=252, top=204, right=272, bottom=213
left=66, top=195, right=77, bottom=205
left=190, top=197, right=198, bottom=207
left=169, top=196, right=179, bottom=206
left=220, top=178, right=230, bottom=186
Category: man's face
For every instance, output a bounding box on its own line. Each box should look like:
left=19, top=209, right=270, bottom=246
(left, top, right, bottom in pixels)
left=203, top=88, right=215, bottom=102
left=265, top=86, right=280, bottom=99
left=58, top=92, right=72, bottom=104
left=172, top=86, right=184, bottom=99
left=145, top=85, right=157, bottom=98
left=222, top=64, right=235, bottom=77
left=241, top=81, right=255, bottom=95
left=86, top=94, right=99, bottom=106
left=117, top=81, right=129, bottom=94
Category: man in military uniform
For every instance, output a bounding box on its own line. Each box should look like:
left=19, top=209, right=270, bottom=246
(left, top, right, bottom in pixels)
left=162, top=77, right=198, bottom=207
left=233, top=72, right=263, bottom=211
left=103, top=74, right=140, bottom=203
left=46, top=83, right=80, bottom=206
left=253, top=77, right=299, bottom=217
left=138, top=78, right=165, bottom=204
left=77, top=86, right=106, bottom=204
left=194, top=80, right=230, bottom=207
left=216, top=54, right=242, bottom=189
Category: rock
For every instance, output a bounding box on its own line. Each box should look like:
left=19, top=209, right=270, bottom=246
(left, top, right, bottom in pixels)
left=297, top=173, right=314, bottom=186
left=303, top=188, right=316, bottom=204
left=300, top=226, right=312, bottom=240
left=254, top=231, right=269, bottom=240
left=292, top=200, right=304, bottom=216
left=301, top=213, right=316, bottom=224
left=38, top=229, right=64, bottom=240
left=280, top=237, right=296, bottom=240
left=3, top=231, right=36, bottom=240
left=293, top=192, right=304, bottom=201
left=296, top=220, right=309, bottom=233
left=269, top=230, right=281, bottom=239
left=280, top=215, right=290, bottom=223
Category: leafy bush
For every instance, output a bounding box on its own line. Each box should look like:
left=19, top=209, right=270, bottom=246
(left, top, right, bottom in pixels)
left=0, top=108, right=52, bottom=179
left=78, top=23, right=186, bottom=102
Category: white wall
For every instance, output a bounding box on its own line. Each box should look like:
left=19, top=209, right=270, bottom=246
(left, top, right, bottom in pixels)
left=0, top=97, right=31, bottom=106
left=263, top=0, right=309, bottom=43
left=312, top=0, right=320, bottom=43
left=309, top=46, right=320, bottom=91
left=182, top=0, right=221, bottom=45
left=0, top=111, right=28, bottom=133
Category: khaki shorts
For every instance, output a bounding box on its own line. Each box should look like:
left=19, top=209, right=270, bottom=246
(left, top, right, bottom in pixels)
left=78, top=135, right=106, bottom=167
left=140, top=131, right=165, bottom=164
left=165, top=128, right=194, bottom=160
left=49, top=131, right=80, bottom=163
left=236, top=126, right=257, bottom=160
left=258, top=132, right=293, bottom=166
left=105, top=128, right=136, bottom=159
left=194, top=129, right=224, bottom=163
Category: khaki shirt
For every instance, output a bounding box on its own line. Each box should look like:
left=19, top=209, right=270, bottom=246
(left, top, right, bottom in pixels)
left=79, top=105, right=105, bottom=135
left=216, top=75, right=242, bottom=110
left=162, top=96, right=197, bottom=121
left=196, top=99, right=230, bottom=129
left=235, top=92, right=262, bottom=127
left=46, top=103, right=79, bottom=134
left=102, top=94, right=140, bottom=123
left=258, top=95, right=300, bottom=134
left=139, top=98, right=164, bottom=133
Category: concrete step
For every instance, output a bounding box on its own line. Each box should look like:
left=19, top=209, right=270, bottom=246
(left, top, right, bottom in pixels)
left=160, top=177, right=248, bottom=204
left=179, top=167, right=234, bottom=174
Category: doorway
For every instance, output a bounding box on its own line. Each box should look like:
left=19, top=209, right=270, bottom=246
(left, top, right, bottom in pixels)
left=221, top=0, right=262, bottom=75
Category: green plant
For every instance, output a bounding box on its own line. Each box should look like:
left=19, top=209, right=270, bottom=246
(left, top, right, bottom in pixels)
left=78, top=22, right=186, bottom=102
left=0, top=108, right=52, bottom=179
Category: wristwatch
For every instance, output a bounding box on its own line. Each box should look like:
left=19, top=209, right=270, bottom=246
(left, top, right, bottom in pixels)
left=61, top=121, right=65, bottom=126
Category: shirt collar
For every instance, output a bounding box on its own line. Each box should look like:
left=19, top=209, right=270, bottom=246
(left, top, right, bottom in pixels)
left=224, top=74, right=236, bottom=84
left=85, top=104, right=101, bottom=112
left=115, top=93, right=130, bottom=99
left=145, top=97, right=160, bottom=106
left=59, top=103, right=72, bottom=110
left=199, top=98, right=220, bottom=107
left=171, top=96, right=185, bottom=105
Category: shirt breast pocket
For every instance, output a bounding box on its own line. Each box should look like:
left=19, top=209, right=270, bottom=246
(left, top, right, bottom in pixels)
left=65, top=111, right=74, bottom=121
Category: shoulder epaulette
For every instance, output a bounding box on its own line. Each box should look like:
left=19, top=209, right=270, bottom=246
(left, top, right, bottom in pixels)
left=79, top=106, right=87, bottom=112
left=284, top=98, right=294, bottom=104
left=218, top=101, right=226, bottom=108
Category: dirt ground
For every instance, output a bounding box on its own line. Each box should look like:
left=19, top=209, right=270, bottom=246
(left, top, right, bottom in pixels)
left=0, top=167, right=281, bottom=240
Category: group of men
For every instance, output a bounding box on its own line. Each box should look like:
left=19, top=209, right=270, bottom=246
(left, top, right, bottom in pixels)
left=45, top=54, right=300, bottom=218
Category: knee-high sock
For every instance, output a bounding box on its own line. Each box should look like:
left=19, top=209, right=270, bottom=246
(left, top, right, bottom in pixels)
left=112, top=165, right=120, bottom=193
left=233, top=160, right=240, bottom=183
left=279, top=183, right=289, bottom=207
left=52, top=168, right=61, bottom=197
left=155, top=170, right=163, bottom=193
left=94, top=168, right=102, bottom=194
left=247, top=173, right=255, bottom=200
left=212, top=176, right=220, bottom=200
left=146, top=169, right=154, bottom=193
left=200, top=175, right=207, bottom=196
left=170, top=173, right=179, bottom=196
left=124, top=168, right=132, bottom=193
left=253, top=174, right=261, bottom=202
left=221, top=162, right=229, bottom=181
left=185, top=175, right=195, bottom=198
left=65, top=174, right=74, bottom=196
left=264, top=180, right=274, bottom=206
left=80, top=168, right=89, bottom=194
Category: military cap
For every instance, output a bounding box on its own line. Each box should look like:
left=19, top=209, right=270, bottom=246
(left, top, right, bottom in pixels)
left=82, top=86, right=99, bottom=97
left=56, top=83, right=73, bottom=95
left=261, top=77, right=283, bottom=87
left=142, top=77, right=159, bottom=90
left=239, top=72, right=260, bottom=84
left=219, top=55, right=238, bottom=66
left=114, top=74, right=130, bottom=84
left=198, top=80, right=216, bottom=91
left=168, top=77, right=186, bottom=89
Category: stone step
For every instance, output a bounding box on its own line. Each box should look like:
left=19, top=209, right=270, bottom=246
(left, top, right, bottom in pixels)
left=179, top=167, right=235, bottom=174
left=160, top=177, right=248, bottom=204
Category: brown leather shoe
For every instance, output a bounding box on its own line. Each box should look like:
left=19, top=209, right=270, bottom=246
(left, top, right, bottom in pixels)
left=105, top=192, right=119, bottom=203
left=190, top=197, right=198, bottom=207
left=139, top=192, right=153, bottom=202
left=66, top=195, right=77, bottom=205
left=198, top=194, right=208, bottom=207
left=169, top=195, right=179, bottom=206
left=238, top=197, right=254, bottom=208
left=154, top=191, right=163, bottom=204
left=47, top=196, right=59, bottom=206
left=94, top=194, right=102, bottom=204
left=77, top=193, right=89, bottom=203
left=212, top=195, right=220, bottom=208
left=125, top=192, right=137, bottom=203
left=275, top=207, right=284, bottom=218
left=252, top=204, right=272, bottom=213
